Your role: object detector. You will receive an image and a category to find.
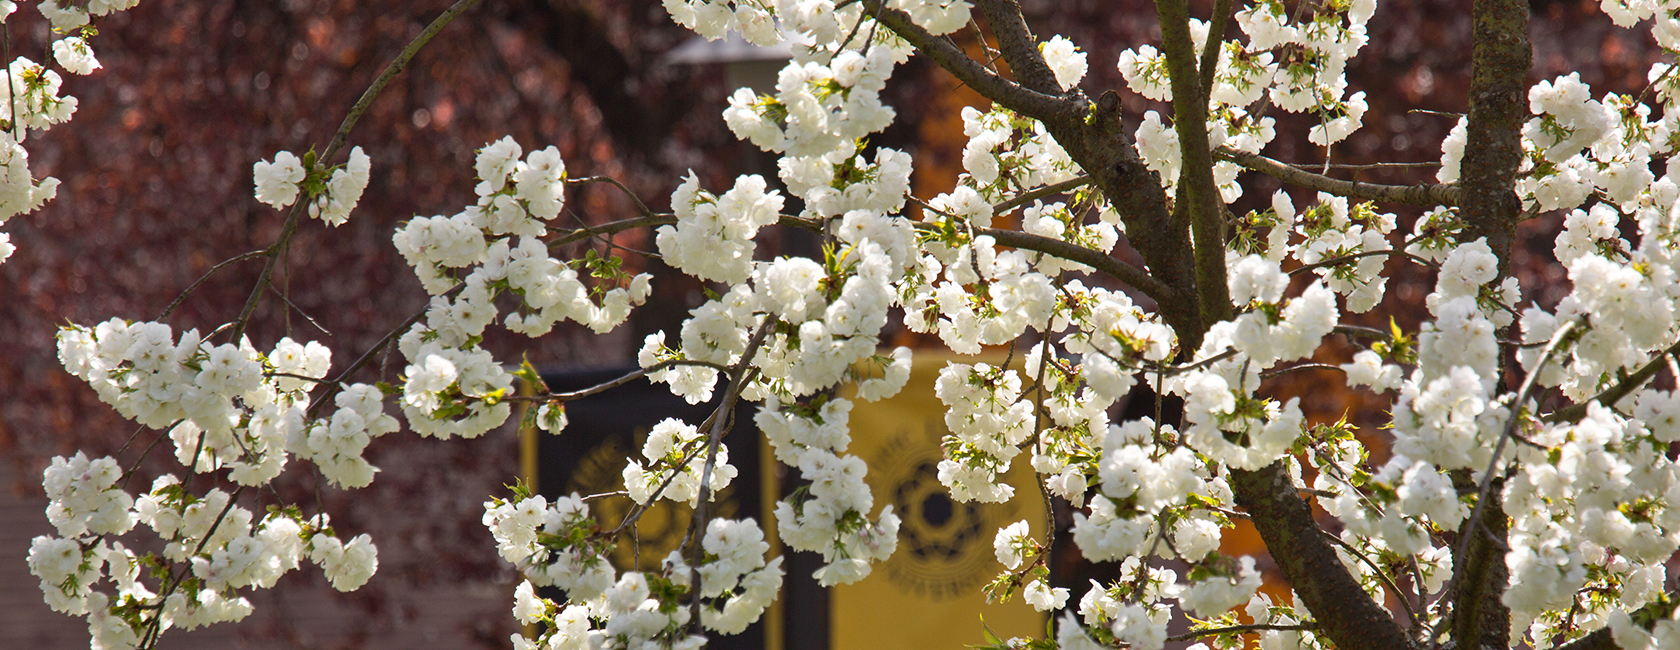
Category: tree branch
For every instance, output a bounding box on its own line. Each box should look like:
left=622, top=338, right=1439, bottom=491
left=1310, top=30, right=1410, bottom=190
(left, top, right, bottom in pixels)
left=1458, top=0, right=1532, bottom=273
left=991, top=174, right=1090, bottom=216
left=1154, top=0, right=1230, bottom=325
left=1447, top=5, right=1549, bottom=636
left=1321, top=530, right=1421, bottom=629
left=230, top=0, right=485, bottom=342
left=1167, top=622, right=1318, bottom=643
left=546, top=212, right=825, bottom=249
left=503, top=360, right=731, bottom=403
left=304, top=283, right=464, bottom=420
left=1198, top=0, right=1236, bottom=102
left=688, top=315, right=777, bottom=632
left=1230, top=463, right=1417, bottom=650
left=966, top=224, right=1174, bottom=304
left=868, top=3, right=1205, bottom=350
left=1215, top=146, right=1460, bottom=206
left=1545, top=336, right=1680, bottom=424
left=158, top=249, right=269, bottom=320
left=973, top=0, right=1061, bottom=95
left=1549, top=593, right=1680, bottom=650
left=864, top=5, right=1074, bottom=119
left=1554, top=629, right=1617, bottom=650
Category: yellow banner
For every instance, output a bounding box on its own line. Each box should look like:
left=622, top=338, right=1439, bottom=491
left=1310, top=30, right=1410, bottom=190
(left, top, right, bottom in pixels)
left=833, top=351, right=1047, bottom=650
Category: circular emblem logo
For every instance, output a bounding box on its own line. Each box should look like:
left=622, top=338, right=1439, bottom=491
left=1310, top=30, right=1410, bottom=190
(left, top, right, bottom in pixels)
left=873, top=418, right=1018, bottom=601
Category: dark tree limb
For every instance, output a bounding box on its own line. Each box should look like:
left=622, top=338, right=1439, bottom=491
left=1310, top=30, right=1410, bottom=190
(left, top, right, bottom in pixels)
left=865, top=7, right=1074, bottom=119
left=1458, top=0, right=1532, bottom=269
left=1554, top=629, right=1617, bottom=650
left=1215, top=146, right=1461, bottom=206
left=1545, top=337, right=1680, bottom=424
left=1043, top=91, right=1204, bottom=350
left=1154, top=0, right=1231, bottom=325
left=1198, top=0, right=1236, bottom=104
left=1230, top=464, right=1418, bottom=650
left=991, top=174, right=1090, bottom=216
left=1549, top=592, right=1680, bottom=650
left=970, top=225, right=1174, bottom=302
left=866, top=4, right=1205, bottom=349
left=973, top=0, right=1061, bottom=94
left=1447, top=0, right=1532, bottom=644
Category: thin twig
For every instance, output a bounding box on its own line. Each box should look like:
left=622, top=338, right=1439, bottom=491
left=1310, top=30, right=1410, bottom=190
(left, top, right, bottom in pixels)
left=139, top=486, right=247, bottom=648
left=499, top=359, right=732, bottom=403
left=1216, top=146, right=1461, bottom=207
left=991, top=175, right=1092, bottom=216
left=688, top=315, right=778, bottom=632
left=1261, top=362, right=1343, bottom=379
left=1334, top=324, right=1391, bottom=341
left=1321, top=530, right=1421, bottom=629
left=1289, top=248, right=1441, bottom=276
left=4, top=24, right=18, bottom=142
left=1288, top=161, right=1443, bottom=170
left=305, top=283, right=463, bottom=420
left=267, top=284, right=332, bottom=336
left=156, top=249, right=269, bottom=320
left=230, top=0, right=484, bottom=342
left=1166, top=622, right=1318, bottom=642
left=1546, top=334, right=1680, bottom=423
left=565, top=175, right=655, bottom=217
left=1030, top=298, right=1059, bottom=578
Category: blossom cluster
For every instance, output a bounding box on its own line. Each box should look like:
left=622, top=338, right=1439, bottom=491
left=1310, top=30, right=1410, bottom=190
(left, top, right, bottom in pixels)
left=39, top=0, right=1680, bottom=648
left=485, top=490, right=784, bottom=649
left=252, top=147, right=372, bottom=227
left=31, top=475, right=376, bottom=648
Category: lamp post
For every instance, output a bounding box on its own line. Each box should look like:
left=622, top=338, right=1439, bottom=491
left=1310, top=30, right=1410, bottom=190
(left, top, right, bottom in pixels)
left=665, top=32, right=792, bottom=95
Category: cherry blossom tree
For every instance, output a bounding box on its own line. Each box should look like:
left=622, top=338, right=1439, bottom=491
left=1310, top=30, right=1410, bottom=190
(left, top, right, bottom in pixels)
left=13, top=0, right=1680, bottom=649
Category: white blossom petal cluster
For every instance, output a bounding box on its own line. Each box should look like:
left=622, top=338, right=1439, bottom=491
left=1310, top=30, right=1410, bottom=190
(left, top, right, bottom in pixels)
left=397, top=336, right=514, bottom=440
left=947, top=106, right=1080, bottom=204
left=667, top=519, right=786, bottom=633
left=489, top=494, right=782, bottom=647
left=52, top=0, right=1680, bottom=647
left=1040, top=36, right=1087, bottom=91
left=933, top=362, right=1033, bottom=502
left=47, top=282, right=413, bottom=643
left=1499, top=403, right=1680, bottom=636
left=903, top=235, right=1057, bottom=353
left=0, top=55, right=79, bottom=131
left=253, top=147, right=372, bottom=225
left=0, top=1, right=145, bottom=263
left=892, top=0, right=971, bottom=36
left=663, top=0, right=782, bottom=45
left=759, top=396, right=899, bottom=586
left=390, top=141, right=653, bottom=440
left=1289, top=194, right=1396, bottom=312
left=33, top=475, right=369, bottom=644
left=724, top=47, right=904, bottom=160
left=52, top=36, right=100, bottom=75
left=1118, top=44, right=1173, bottom=102
left=988, top=520, right=1068, bottom=611
left=621, top=418, right=738, bottom=506
left=38, top=0, right=141, bottom=33
left=656, top=172, right=785, bottom=285
left=311, top=147, right=371, bottom=226
left=1021, top=201, right=1118, bottom=276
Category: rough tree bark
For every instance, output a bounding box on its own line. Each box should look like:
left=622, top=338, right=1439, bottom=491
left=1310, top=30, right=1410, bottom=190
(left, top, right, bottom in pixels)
left=1447, top=0, right=1530, bottom=646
